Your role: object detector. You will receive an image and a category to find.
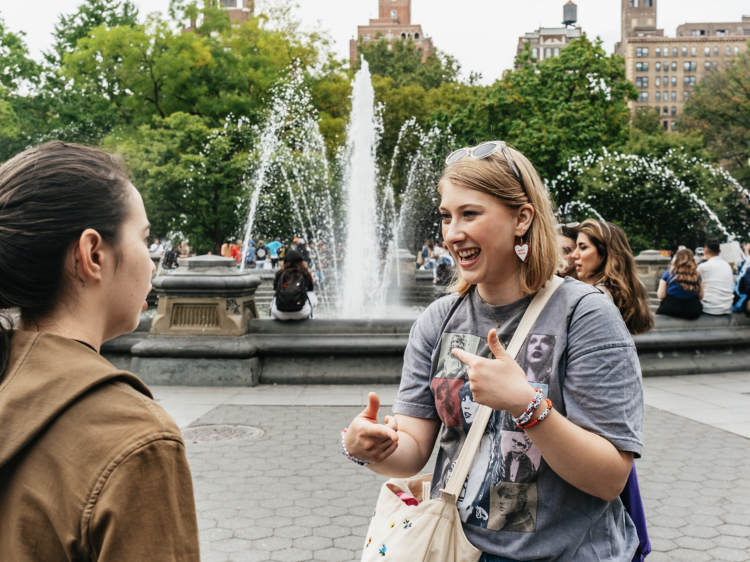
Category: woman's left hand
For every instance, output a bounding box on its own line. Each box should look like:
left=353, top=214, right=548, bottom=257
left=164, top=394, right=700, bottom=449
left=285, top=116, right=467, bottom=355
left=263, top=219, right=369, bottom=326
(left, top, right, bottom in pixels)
left=452, top=329, right=536, bottom=417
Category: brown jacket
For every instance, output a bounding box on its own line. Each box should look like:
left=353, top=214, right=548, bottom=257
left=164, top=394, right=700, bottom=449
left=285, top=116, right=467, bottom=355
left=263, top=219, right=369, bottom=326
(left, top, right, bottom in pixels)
left=0, top=331, right=200, bottom=561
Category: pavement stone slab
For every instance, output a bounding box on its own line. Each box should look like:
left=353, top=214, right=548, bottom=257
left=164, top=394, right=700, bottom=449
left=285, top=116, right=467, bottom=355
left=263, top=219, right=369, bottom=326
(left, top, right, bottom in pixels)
left=186, top=404, right=750, bottom=562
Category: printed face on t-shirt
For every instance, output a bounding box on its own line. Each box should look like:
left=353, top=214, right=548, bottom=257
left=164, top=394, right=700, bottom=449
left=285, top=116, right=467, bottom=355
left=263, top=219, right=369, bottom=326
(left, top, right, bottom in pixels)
left=510, top=433, right=532, bottom=455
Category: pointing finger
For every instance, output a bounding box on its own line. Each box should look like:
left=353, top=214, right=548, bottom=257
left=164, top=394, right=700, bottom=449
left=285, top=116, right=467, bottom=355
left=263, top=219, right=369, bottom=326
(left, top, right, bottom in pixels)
left=452, top=347, right=480, bottom=368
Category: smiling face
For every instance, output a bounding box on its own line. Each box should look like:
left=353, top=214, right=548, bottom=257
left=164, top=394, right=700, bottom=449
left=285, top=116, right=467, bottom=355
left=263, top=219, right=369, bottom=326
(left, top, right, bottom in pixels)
left=439, top=181, right=528, bottom=289
left=572, top=232, right=603, bottom=282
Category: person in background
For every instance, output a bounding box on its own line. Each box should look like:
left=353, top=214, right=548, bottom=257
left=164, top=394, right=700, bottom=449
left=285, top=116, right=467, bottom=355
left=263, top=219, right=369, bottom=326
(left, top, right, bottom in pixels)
left=433, top=241, right=455, bottom=285
left=178, top=241, right=191, bottom=258
left=572, top=219, right=654, bottom=335
left=266, top=237, right=282, bottom=269
left=297, top=238, right=311, bottom=266
left=255, top=240, right=267, bottom=269
left=0, top=141, right=199, bottom=560
left=271, top=250, right=317, bottom=321
left=229, top=241, right=241, bottom=267
left=698, top=239, right=734, bottom=315
left=656, top=248, right=703, bottom=319
left=732, top=251, right=750, bottom=316
left=291, top=237, right=299, bottom=251
left=556, top=223, right=579, bottom=279
left=149, top=237, right=164, bottom=254
left=425, top=239, right=437, bottom=270
left=694, top=247, right=706, bottom=265
left=244, top=240, right=257, bottom=269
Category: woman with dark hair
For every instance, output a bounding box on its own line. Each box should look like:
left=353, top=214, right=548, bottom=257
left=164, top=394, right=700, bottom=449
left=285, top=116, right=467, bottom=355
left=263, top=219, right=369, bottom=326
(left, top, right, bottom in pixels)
left=271, top=249, right=317, bottom=320
left=0, top=142, right=199, bottom=560
left=656, top=248, right=703, bottom=319
left=573, top=219, right=654, bottom=335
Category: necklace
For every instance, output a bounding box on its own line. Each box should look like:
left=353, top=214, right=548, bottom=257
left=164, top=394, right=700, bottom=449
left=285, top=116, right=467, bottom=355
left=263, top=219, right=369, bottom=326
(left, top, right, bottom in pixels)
left=479, top=294, right=530, bottom=329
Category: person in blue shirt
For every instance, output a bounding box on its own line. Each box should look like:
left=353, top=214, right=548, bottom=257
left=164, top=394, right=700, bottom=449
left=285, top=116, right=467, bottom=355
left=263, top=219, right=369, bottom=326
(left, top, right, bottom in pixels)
left=732, top=255, right=750, bottom=315
left=656, top=248, right=704, bottom=319
left=265, top=238, right=283, bottom=269
left=244, top=240, right=256, bottom=269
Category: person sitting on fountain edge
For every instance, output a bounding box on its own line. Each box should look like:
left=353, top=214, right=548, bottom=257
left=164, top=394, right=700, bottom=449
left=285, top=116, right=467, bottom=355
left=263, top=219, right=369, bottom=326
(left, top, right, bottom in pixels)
left=698, top=239, right=734, bottom=315
left=271, top=250, right=317, bottom=321
left=343, top=140, right=646, bottom=562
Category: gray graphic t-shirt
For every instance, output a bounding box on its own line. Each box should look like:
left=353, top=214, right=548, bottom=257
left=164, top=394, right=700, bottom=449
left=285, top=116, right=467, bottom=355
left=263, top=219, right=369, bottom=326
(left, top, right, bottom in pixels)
left=393, top=277, right=644, bottom=561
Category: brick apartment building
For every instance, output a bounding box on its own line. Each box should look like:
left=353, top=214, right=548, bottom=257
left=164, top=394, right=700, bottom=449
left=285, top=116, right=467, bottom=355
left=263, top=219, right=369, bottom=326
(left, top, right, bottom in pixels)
left=516, top=2, right=584, bottom=67
left=218, top=0, right=254, bottom=25
left=350, top=0, right=433, bottom=64
left=616, top=0, right=749, bottom=131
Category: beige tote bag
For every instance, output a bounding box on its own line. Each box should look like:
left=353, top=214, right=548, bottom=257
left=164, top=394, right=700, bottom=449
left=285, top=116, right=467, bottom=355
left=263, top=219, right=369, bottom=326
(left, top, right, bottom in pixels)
left=361, top=276, right=564, bottom=562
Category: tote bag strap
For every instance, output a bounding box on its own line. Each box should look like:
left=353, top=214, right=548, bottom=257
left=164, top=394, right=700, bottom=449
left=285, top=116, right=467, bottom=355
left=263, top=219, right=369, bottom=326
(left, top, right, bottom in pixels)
left=442, top=275, right=565, bottom=502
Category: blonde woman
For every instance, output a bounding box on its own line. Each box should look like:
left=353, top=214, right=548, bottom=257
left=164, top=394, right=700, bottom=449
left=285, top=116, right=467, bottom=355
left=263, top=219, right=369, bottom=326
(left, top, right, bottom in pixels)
left=656, top=248, right=703, bottom=319
left=572, top=220, right=654, bottom=335
left=343, top=142, right=644, bottom=561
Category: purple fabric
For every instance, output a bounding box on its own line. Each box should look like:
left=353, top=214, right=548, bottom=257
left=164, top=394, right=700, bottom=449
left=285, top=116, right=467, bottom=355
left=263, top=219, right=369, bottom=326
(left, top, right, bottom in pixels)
left=620, top=463, right=651, bottom=562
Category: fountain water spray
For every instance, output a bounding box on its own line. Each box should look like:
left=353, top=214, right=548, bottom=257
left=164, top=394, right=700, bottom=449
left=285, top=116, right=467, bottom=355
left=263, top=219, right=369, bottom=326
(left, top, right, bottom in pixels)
left=341, top=58, right=384, bottom=317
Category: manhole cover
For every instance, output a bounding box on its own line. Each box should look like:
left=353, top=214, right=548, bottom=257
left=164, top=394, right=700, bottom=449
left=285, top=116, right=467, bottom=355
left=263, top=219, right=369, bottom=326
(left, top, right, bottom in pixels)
left=182, top=424, right=264, bottom=443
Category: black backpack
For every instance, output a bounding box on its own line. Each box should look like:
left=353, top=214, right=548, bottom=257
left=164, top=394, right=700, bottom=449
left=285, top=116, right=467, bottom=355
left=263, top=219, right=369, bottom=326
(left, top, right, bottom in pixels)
left=275, top=270, right=309, bottom=312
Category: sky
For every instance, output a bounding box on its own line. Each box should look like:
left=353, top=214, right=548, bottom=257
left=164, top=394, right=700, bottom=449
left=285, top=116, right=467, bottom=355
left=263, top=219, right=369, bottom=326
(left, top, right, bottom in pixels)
left=2, top=0, right=747, bottom=84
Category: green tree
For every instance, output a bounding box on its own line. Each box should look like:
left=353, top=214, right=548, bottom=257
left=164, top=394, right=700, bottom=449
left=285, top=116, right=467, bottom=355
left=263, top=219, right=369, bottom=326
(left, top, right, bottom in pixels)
left=679, top=44, right=750, bottom=187
left=626, top=107, right=707, bottom=160
left=440, top=37, right=637, bottom=194
left=0, top=14, right=42, bottom=160
left=111, top=112, right=253, bottom=254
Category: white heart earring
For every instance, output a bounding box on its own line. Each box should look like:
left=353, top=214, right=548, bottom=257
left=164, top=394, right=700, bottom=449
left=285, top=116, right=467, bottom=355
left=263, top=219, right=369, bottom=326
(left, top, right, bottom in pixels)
left=514, top=235, right=530, bottom=263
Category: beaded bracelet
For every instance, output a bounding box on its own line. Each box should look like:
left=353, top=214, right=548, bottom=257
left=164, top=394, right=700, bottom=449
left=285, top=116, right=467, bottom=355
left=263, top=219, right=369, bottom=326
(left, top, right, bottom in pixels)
left=340, top=428, right=372, bottom=466
left=511, top=389, right=545, bottom=427
left=518, top=399, right=553, bottom=430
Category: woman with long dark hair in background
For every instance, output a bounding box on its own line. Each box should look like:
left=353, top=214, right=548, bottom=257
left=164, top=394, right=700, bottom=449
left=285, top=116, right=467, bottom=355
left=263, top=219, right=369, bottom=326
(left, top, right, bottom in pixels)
left=573, top=219, right=654, bottom=335
left=271, top=249, right=317, bottom=320
left=0, top=142, right=200, bottom=561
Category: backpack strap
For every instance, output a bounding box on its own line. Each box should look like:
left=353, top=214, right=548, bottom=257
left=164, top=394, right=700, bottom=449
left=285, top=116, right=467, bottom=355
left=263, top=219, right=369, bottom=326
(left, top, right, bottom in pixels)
left=441, top=276, right=565, bottom=503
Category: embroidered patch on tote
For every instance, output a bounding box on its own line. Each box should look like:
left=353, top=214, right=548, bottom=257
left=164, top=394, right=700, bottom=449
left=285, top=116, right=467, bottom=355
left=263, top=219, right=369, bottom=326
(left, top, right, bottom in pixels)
left=403, top=520, right=412, bottom=529
left=389, top=521, right=396, bottom=529
left=379, top=545, right=386, bottom=556
left=366, top=537, right=372, bottom=548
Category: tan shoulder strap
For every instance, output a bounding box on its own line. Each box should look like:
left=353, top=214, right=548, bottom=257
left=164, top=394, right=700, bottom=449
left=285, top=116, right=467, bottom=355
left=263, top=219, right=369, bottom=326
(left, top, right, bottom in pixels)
left=442, top=276, right=564, bottom=502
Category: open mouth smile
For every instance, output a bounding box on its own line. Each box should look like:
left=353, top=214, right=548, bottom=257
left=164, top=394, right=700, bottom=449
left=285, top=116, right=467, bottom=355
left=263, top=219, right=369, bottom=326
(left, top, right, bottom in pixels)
left=456, top=248, right=481, bottom=267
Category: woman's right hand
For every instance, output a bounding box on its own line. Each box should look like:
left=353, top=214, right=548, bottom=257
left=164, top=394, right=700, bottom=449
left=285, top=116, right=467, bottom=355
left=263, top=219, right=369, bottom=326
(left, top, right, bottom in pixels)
left=344, top=393, right=399, bottom=463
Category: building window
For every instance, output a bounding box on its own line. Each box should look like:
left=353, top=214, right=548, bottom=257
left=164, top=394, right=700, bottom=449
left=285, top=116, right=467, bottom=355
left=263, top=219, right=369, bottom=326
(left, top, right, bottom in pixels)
left=691, top=30, right=705, bottom=36
left=684, top=76, right=697, bottom=86
left=635, top=47, right=649, bottom=57
left=684, top=91, right=690, bottom=100
left=363, top=35, right=370, bottom=41
left=726, top=46, right=731, bottom=56
left=545, top=47, right=552, bottom=58
left=712, top=61, right=718, bottom=70
left=671, top=62, right=677, bottom=71
left=638, top=92, right=649, bottom=102
left=630, top=0, right=639, bottom=6
left=671, top=91, right=677, bottom=101
left=655, top=62, right=661, bottom=71
left=745, top=29, right=750, bottom=36
left=705, top=61, right=711, bottom=70
left=644, top=0, right=653, bottom=5
left=655, top=92, right=661, bottom=101
left=735, top=46, right=740, bottom=56
left=672, top=121, right=677, bottom=130
left=532, top=48, right=538, bottom=58
left=636, top=62, right=649, bottom=71
left=554, top=48, right=560, bottom=57
left=714, top=47, right=719, bottom=56
left=671, top=76, right=677, bottom=86
left=705, top=47, right=711, bottom=56
left=220, top=0, right=238, bottom=6
left=691, top=47, right=697, bottom=56
left=391, top=9, right=397, bottom=18
left=414, top=33, right=419, bottom=39
left=655, top=76, right=661, bottom=86
left=727, top=61, right=733, bottom=68
left=636, top=77, right=649, bottom=87
left=681, top=46, right=688, bottom=57
left=671, top=106, right=677, bottom=116
left=683, top=62, right=697, bottom=71
left=672, top=47, right=678, bottom=56
left=662, top=120, right=668, bottom=131
left=401, top=33, right=406, bottom=39
left=716, top=30, right=729, bottom=37
left=655, top=48, right=661, bottom=56
left=663, top=106, right=669, bottom=115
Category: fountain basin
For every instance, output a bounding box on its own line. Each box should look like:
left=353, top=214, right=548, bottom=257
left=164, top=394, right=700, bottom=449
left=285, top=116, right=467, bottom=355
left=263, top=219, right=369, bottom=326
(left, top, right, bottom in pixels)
left=100, top=311, right=750, bottom=386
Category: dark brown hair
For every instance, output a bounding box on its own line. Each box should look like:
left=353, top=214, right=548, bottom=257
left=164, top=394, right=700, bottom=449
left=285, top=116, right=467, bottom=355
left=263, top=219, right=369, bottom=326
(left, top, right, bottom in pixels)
left=0, top=141, right=132, bottom=379
left=274, top=250, right=313, bottom=288
left=577, top=220, right=654, bottom=335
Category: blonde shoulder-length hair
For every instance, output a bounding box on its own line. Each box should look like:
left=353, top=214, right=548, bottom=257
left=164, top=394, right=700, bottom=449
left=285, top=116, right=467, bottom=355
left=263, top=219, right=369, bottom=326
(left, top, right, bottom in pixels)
left=438, top=144, right=561, bottom=297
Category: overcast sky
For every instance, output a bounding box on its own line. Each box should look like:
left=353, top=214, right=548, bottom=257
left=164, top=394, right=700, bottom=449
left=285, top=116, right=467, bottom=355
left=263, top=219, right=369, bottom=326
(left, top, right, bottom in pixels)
left=2, top=0, right=747, bottom=84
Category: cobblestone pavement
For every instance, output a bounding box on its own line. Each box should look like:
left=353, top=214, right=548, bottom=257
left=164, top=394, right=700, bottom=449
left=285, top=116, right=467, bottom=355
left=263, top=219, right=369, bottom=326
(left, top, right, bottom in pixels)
left=184, top=404, right=750, bottom=562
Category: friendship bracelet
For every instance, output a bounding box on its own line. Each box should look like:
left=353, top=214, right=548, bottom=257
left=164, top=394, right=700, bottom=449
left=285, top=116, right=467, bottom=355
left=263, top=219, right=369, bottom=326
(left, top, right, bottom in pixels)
left=512, top=389, right=545, bottom=426
left=340, top=428, right=372, bottom=466
left=518, top=399, right=553, bottom=430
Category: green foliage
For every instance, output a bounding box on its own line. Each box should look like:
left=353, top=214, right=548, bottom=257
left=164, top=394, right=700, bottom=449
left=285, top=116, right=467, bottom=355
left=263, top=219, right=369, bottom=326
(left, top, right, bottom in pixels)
left=439, top=37, right=637, bottom=194
left=679, top=43, right=750, bottom=187
left=553, top=149, right=750, bottom=252
left=110, top=112, right=253, bottom=254
left=632, top=106, right=662, bottom=135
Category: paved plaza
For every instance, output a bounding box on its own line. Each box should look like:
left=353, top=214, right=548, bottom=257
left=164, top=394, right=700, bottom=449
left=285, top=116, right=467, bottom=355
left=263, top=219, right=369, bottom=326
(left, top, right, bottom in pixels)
left=152, top=373, right=750, bottom=562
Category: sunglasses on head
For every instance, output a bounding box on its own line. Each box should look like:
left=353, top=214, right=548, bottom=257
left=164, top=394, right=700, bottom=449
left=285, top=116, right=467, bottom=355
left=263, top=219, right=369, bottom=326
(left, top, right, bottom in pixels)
left=445, top=141, right=526, bottom=191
